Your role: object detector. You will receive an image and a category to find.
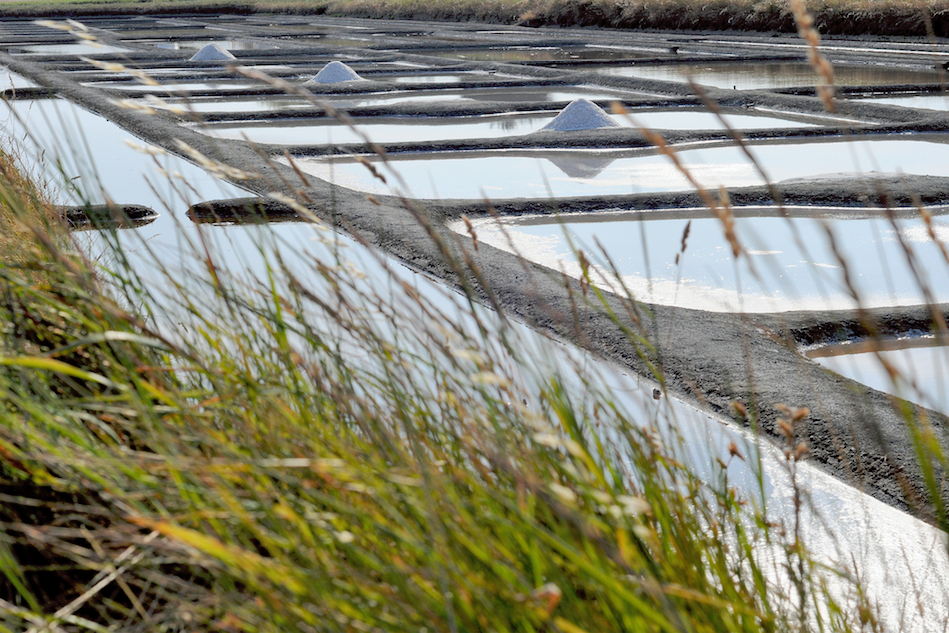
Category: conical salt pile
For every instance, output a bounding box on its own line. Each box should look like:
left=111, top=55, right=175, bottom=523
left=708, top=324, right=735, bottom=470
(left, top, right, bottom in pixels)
left=307, top=61, right=364, bottom=84
left=540, top=98, right=621, bottom=132
left=190, top=43, right=236, bottom=61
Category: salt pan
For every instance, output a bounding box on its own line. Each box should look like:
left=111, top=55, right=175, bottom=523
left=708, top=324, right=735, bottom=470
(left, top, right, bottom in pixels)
left=190, top=43, right=237, bottom=62
left=540, top=98, right=621, bottom=132
left=306, top=61, right=364, bottom=84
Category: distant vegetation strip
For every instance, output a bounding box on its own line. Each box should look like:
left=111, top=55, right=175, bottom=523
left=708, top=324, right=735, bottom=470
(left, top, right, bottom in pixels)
left=3, top=0, right=949, bottom=38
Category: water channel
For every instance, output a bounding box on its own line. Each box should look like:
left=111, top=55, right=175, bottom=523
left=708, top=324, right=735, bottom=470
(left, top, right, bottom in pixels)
left=810, top=339, right=949, bottom=416
left=454, top=209, right=949, bottom=312
left=284, top=137, right=949, bottom=198
left=595, top=61, right=947, bottom=89
left=155, top=86, right=648, bottom=112
left=198, top=108, right=816, bottom=145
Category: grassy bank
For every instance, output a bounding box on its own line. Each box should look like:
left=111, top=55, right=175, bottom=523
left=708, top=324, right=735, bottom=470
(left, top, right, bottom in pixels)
left=0, top=90, right=909, bottom=630
left=3, top=0, right=949, bottom=38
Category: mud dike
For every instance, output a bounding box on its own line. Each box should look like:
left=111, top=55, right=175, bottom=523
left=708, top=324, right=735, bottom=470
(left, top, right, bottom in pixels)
left=2, top=13, right=949, bottom=516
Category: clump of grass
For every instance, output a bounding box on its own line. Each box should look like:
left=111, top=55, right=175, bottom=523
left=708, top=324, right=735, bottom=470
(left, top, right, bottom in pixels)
left=0, top=103, right=876, bottom=631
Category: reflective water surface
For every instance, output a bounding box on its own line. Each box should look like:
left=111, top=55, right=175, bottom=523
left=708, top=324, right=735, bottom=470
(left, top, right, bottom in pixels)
left=430, top=46, right=648, bottom=62
left=597, top=62, right=947, bottom=89
left=812, top=340, right=949, bottom=416
left=199, top=109, right=815, bottom=145
left=138, top=87, right=646, bottom=113
left=14, top=43, right=132, bottom=55
left=285, top=137, right=949, bottom=199
left=0, top=67, right=36, bottom=88
left=149, top=39, right=279, bottom=51
left=149, top=95, right=323, bottom=112
left=390, top=74, right=468, bottom=84
left=309, top=86, right=644, bottom=107
left=857, top=93, right=949, bottom=111
left=289, top=37, right=380, bottom=48
left=453, top=209, right=949, bottom=312
left=116, top=27, right=214, bottom=38
left=2, top=99, right=246, bottom=210
left=88, top=80, right=267, bottom=92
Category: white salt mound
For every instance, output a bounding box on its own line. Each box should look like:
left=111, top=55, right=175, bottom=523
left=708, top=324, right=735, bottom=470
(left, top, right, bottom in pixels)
left=307, top=61, right=364, bottom=84
left=190, top=43, right=236, bottom=62
left=540, top=98, right=621, bottom=132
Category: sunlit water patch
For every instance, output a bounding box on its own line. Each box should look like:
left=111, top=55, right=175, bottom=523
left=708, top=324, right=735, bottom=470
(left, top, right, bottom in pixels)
left=388, top=73, right=498, bottom=84
left=856, top=93, right=949, bottom=111
left=12, top=43, right=132, bottom=55
left=429, top=46, right=648, bottom=62
left=138, top=87, right=653, bottom=114
left=202, top=114, right=553, bottom=143
left=147, top=95, right=324, bottom=113
left=810, top=339, right=949, bottom=416
left=289, top=37, right=382, bottom=48
left=457, top=85, right=646, bottom=103
left=283, top=137, right=949, bottom=199
left=0, top=67, right=36, bottom=88
left=87, top=80, right=268, bottom=92
left=115, top=27, right=216, bottom=38
left=450, top=209, right=949, bottom=312
left=0, top=99, right=246, bottom=210
left=147, top=39, right=280, bottom=51
left=198, top=109, right=815, bottom=145
left=309, top=86, right=646, bottom=107
left=597, top=62, right=946, bottom=89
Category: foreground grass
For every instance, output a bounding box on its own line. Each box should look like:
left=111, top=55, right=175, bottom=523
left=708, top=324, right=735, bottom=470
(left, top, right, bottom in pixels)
left=0, top=101, right=887, bottom=630
left=4, top=0, right=949, bottom=38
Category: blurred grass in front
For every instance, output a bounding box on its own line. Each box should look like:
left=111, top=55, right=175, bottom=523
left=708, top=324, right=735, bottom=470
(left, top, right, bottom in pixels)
left=0, top=99, right=884, bottom=631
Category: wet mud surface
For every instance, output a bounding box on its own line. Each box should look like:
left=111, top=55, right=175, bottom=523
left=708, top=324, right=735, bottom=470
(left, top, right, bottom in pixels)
left=3, top=13, right=949, bottom=517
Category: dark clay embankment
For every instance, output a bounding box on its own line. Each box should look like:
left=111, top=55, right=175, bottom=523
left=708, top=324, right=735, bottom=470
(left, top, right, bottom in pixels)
left=8, top=0, right=949, bottom=39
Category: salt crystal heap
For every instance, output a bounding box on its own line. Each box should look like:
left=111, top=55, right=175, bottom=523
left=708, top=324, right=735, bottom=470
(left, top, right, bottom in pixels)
left=540, top=98, right=621, bottom=132
left=306, top=61, right=364, bottom=84
left=189, top=43, right=237, bottom=62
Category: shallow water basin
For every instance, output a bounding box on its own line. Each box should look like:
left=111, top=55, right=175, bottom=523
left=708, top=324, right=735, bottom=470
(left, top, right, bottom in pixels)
left=0, top=67, right=37, bottom=88
left=201, top=114, right=555, bottom=144
left=305, top=86, right=644, bottom=107
left=389, top=74, right=470, bottom=84
left=453, top=208, right=949, bottom=313
left=457, top=85, right=644, bottom=103
left=856, top=94, right=949, bottom=111
left=115, top=28, right=215, bottom=38
left=429, top=46, right=649, bottom=63
left=149, top=91, right=471, bottom=113
left=148, top=39, right=279, bottom=51
left=200, top=108, right=815, bottom=145
left=87, top=80, right=266, bottom=93
left=14, top=43, right=132, bottom=55
left=0, top=98, right=247, bottom=210
left=283, top=137, right=949, bottom=199
left=290, top=37, right=380, bottom=48
left=596, top=62, right=946, bottom=90
left=149, top=95, right=325, bottom=113
left=810, top=339, right=949, bottom=416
